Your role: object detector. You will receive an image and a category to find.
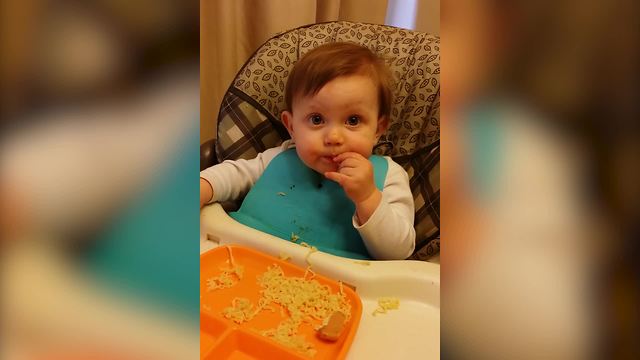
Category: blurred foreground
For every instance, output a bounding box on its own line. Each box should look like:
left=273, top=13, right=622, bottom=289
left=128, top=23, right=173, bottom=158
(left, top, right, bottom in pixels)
left=1, top=1, right=200, bottom=358
left=442, top=0, right=639, bottom=359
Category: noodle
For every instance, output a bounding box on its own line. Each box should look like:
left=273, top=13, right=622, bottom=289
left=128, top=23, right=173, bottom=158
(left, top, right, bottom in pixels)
left=205, top=246, right=244, bottom=291
left=304, top=246, right=318, bottom=267
left=255, top=264, right=350, bottom=356
left=372, top=297, right=400, bottom=316
left=303, top=266, right=316, bottom=280
left=222, top=297, right=256, bottom=324
left=211, top=248, right=351, bottom=357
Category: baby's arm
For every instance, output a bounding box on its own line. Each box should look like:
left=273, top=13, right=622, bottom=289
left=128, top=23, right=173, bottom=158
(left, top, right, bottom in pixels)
left=353, top=160, right=416, bottom=260
left=199, top=143, right=289, bottom=206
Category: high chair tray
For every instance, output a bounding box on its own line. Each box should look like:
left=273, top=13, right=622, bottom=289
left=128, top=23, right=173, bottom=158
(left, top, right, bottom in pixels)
left=200, top=245, right=362, bottom=359
left=201, top=203, right=440, bottom=359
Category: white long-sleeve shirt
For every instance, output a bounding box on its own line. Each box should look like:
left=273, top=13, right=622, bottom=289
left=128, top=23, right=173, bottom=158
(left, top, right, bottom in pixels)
left=200, top=140, right=415, bottom=260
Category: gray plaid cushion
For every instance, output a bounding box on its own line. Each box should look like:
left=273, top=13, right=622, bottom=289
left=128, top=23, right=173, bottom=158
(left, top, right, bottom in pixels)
left=400, top=141, right=440, bottom=261
left=215, top=90, right=286, bottom=161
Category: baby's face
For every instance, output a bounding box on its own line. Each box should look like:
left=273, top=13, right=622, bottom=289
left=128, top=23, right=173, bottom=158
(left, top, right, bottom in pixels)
left=282, top=75, right=384, bottom=174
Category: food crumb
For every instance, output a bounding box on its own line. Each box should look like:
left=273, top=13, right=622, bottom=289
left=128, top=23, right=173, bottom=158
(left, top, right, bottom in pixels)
left=354, top=260, right=371, bottom=266
left=372, top=297, right=400, bottom=316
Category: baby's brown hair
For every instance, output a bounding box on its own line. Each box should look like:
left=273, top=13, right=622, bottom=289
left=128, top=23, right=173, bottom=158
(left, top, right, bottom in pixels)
left=285, top=42, right=393, bottom=120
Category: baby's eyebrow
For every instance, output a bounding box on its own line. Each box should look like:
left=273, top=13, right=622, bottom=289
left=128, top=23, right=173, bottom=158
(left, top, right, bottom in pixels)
left=305, top=103, right=324, bottom=111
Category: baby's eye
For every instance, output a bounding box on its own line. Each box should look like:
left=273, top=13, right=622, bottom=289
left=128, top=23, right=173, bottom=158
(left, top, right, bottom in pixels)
left=346, top=115, right=360, bottom=126
left=309, top=114, right=323, bottom=125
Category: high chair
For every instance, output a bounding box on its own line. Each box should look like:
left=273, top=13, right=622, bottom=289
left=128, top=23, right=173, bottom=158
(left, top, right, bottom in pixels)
left=201, top=21, right=439, bottom=359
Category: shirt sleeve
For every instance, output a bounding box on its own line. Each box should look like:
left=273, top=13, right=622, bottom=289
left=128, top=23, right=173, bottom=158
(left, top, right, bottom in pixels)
left=354, top=158, right=416, bottom=260
left=200, top=140, right=291, bottom=203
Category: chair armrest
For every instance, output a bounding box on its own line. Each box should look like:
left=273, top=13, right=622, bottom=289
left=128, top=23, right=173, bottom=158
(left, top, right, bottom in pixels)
left=200, top=138, right=218, bottom=171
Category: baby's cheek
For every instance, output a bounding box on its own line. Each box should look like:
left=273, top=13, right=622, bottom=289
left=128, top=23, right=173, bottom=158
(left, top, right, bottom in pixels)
left=297, top=148, right=319, bottom=170
left=355, top=143, right=374, bottom=159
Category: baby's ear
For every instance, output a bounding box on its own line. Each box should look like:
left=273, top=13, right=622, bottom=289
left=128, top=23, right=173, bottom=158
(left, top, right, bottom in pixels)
left=376, top=116, right=389, bottom=138
left=281, top=110, right=295, bottom=137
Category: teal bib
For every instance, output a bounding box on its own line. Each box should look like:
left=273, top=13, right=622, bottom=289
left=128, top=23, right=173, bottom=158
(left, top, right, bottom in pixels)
left=230, top=149, right=388, bottom=259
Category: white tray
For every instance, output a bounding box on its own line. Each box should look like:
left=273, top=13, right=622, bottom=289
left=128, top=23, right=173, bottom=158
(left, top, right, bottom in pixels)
left=200, top=203, right=440, bottom=359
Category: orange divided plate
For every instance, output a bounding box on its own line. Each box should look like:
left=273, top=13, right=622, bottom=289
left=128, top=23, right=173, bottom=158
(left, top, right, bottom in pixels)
left=200, top=245, right=362, bottom=360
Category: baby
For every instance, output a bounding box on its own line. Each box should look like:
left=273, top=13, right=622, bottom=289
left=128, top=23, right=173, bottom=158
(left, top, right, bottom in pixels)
left=200, top=42, right=415, bottom=260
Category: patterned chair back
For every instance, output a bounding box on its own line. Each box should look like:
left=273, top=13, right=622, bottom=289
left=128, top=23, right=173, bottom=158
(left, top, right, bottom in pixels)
left=213, top=21, right=440, bottom=260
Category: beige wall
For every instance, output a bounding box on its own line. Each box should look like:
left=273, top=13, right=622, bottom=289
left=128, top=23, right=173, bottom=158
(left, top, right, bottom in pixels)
left=200, top=0, right=439, bottom=144
left=200, top=0, right=319, bottom=144
left=416, top=0, right=440, bottom=35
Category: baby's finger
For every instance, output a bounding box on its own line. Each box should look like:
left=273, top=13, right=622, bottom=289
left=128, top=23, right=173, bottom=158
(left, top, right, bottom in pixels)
left=336, top=167, right=358, bottom=178
left=337, top=157, right=363, bottom=169
left=332, top=152, right=363, bottom=163
left=324, top=171, right=348, bottom=185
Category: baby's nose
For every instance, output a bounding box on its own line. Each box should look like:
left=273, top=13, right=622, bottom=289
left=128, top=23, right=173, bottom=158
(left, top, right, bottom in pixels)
left=324, top=128, right=344, bottom=146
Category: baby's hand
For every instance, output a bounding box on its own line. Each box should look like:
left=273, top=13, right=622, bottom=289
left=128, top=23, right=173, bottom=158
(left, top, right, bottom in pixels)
left=324, top=152, right=376, bottom=203
left=200, top=178, right=213, bottom=208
